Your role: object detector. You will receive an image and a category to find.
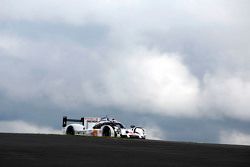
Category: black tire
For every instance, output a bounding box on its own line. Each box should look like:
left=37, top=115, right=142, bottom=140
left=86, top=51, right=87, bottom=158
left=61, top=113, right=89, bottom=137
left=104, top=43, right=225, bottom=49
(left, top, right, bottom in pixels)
left=102, top=126, right=111, bottom=137
left=66, top=126, right=75, bottom=135
left=120, top=135, right=127, bottom=138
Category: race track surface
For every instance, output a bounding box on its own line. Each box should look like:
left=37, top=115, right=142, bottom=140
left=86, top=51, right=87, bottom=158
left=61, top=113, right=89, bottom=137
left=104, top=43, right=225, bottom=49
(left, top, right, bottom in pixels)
left=0, top=133, right=250, bottom=167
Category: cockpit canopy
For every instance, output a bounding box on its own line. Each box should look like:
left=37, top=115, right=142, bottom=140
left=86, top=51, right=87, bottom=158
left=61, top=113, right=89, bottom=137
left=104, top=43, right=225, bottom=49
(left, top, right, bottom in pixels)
left=93, top=122, right=125, bottom=129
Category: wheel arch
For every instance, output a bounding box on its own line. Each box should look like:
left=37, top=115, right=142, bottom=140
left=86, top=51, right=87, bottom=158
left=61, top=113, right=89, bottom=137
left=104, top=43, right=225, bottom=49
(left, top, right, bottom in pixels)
left=65, top=124, right=84, bottom=135
left=101, top=125, right=115, bottom=137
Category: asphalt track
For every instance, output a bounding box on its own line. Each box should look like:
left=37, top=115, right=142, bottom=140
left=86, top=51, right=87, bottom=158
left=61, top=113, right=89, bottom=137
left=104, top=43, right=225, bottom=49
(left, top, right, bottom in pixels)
left=0, top=133, right=250, bottom=167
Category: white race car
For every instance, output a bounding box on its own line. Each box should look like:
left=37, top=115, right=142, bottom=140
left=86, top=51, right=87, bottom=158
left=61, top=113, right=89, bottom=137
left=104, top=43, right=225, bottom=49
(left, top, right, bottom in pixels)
left=62, top=116, right=146, bottom=139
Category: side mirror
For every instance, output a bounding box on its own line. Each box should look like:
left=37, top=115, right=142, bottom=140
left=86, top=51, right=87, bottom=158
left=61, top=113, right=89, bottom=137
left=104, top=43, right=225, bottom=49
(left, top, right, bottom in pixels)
left=130, top=125, right=135, bottom=128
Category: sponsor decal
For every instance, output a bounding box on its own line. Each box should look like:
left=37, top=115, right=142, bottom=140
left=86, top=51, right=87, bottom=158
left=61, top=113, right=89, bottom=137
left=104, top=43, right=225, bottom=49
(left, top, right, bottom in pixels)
left=91, top=130, right=98, bottom=136
left=85, top=117, right=100, bottom=122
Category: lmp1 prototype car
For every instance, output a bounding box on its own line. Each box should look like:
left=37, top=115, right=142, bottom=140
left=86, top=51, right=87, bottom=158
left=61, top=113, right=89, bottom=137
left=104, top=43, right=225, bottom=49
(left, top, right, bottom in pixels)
left=62, top=116, right=146, bottom=139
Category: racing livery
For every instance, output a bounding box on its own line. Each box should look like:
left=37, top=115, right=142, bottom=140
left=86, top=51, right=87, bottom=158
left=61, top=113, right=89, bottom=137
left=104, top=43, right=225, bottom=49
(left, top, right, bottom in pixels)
left=62, top=116, right=146, bottom=139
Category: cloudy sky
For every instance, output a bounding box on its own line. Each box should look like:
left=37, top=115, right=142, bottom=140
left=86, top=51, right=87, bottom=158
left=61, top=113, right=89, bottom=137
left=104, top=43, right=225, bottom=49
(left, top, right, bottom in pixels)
left=0, top=0, right=250, bottom=145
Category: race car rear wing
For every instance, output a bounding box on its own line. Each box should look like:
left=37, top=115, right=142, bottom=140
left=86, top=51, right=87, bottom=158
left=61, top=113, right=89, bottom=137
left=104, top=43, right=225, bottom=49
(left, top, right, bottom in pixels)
left=62, top=116, right=84, bottom=127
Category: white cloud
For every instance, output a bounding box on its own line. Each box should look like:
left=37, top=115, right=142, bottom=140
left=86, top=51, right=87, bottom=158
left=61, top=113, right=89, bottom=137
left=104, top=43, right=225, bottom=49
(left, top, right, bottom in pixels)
left=0, top=34, right=28, bottom=56
left=85, top=48, right=200, bottom=117
left=0, top=0, right=242, bottom=27
left=0, top=120, right=61, bottom=134
left=202, top=73, right=250, bottom=120
left=1, top=33, right=250, bottom=121
left=0, top=36, right=201, bottom=117
left=0, top=0, right=250, bottom=123
left=220, top=130, right=250, bottom=145
left=0, top=0, right=138, bottom=25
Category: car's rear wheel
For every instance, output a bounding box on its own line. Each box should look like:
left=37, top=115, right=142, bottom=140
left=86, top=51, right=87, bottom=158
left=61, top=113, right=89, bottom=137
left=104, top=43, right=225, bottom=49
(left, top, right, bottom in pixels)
left=66, top=126, right=75, bottom=135
left=102, top=126, right=111, bottom=137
